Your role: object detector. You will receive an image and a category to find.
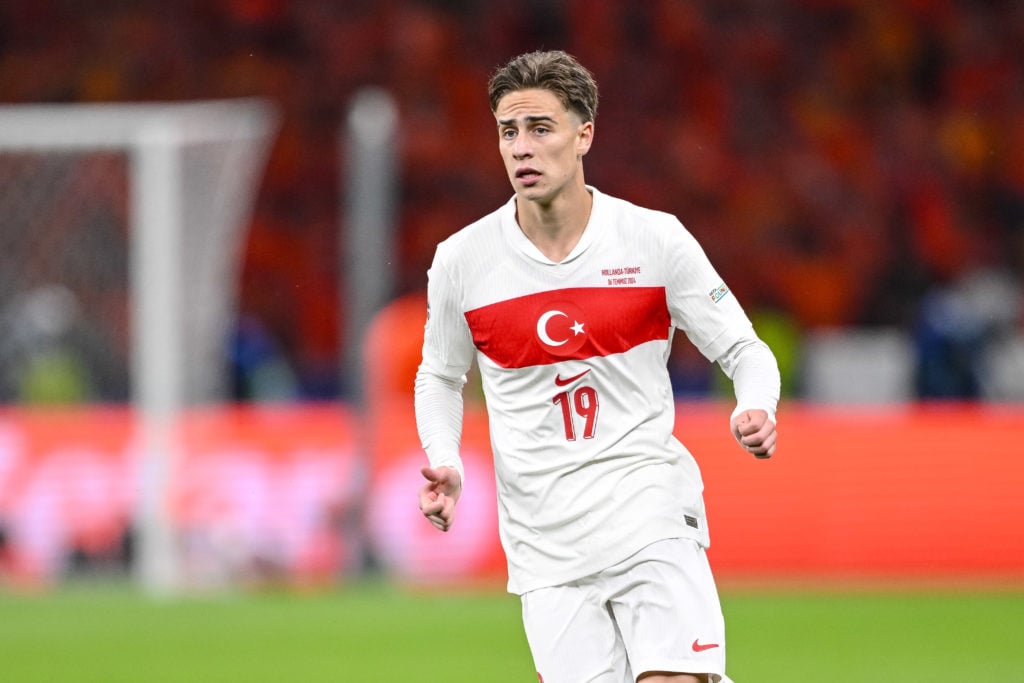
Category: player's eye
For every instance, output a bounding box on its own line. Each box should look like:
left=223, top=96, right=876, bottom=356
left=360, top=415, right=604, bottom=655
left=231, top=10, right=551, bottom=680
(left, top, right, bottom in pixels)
left=500, top=128, right=517, bottom=140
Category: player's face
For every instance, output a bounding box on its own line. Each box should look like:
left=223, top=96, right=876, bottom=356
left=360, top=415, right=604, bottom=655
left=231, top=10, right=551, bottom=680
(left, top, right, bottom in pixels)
left=494, top=88, right=593, bottom=206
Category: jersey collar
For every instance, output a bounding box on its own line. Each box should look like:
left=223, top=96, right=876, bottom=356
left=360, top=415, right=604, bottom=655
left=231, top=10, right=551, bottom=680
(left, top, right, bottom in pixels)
left=501, top=186, right=606, bottom=265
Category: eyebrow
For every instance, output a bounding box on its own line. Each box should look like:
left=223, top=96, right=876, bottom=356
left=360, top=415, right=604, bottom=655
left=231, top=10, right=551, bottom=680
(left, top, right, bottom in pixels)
left=496, top=114, right=556, bottom=127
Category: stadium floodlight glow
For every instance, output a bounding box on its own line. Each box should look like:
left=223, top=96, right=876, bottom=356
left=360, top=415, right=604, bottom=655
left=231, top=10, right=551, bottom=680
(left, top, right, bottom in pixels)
left=0, top=99, right=279, bottom=595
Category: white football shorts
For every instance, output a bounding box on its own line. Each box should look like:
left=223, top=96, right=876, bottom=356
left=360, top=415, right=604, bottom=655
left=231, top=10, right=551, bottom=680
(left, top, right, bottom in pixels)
left=520, top=537, right=733, bottom=683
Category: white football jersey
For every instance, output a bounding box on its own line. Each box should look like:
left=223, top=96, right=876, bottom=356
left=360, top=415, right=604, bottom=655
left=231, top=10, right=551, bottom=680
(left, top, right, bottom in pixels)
left=417, top=187, right=759, bottom=594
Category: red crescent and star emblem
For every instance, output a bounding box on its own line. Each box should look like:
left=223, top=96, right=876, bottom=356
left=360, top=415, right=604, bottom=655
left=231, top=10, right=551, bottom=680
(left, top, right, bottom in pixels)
left=535, top=301, right=588, bottom=356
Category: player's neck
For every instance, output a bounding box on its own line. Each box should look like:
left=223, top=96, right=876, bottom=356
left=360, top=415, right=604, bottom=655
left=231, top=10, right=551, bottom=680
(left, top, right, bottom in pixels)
left=515, top=184, right=593, bottom=263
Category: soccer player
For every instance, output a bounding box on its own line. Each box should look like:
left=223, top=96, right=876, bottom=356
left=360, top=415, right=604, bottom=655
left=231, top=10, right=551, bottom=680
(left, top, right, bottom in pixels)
left=415, top=50, right=779, bottom=683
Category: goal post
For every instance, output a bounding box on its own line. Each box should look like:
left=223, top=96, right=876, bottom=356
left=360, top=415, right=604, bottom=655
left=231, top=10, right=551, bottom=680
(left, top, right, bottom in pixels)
left=0, top=99, right=279, bottom=594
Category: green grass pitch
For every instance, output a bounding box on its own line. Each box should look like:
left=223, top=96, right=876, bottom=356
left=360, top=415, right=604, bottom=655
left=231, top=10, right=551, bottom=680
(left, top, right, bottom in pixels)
left=1, top=581, right=1022, bottom=681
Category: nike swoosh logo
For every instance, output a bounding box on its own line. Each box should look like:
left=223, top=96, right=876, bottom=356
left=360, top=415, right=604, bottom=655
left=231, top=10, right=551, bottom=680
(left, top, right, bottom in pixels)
left=554, top=369, right=591, bottom=386
left=692, top=639, right=720, bottom=653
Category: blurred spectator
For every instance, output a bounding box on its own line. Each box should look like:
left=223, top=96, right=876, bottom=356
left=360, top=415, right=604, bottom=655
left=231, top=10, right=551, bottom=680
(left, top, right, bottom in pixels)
left=229, top=314, right=300, bottom=402
left=914, top=267, right=1023, bottom=399
left=0, top=285, right=124, bottom=404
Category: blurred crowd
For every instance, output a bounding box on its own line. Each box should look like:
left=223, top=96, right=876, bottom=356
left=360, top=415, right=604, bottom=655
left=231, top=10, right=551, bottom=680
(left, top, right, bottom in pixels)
left=1, top=0, right=1022, bottom=401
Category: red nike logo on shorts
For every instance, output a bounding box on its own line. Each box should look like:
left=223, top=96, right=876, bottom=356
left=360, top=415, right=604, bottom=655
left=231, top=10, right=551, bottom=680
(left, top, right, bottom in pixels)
left=692, top=639, right=720, bottom=652
left=554, top=369, right=591, bottom=386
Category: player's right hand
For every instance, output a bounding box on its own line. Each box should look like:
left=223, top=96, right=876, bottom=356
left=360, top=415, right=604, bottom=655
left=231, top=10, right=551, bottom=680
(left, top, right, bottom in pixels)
left=418, top=466, right=462, bottom=532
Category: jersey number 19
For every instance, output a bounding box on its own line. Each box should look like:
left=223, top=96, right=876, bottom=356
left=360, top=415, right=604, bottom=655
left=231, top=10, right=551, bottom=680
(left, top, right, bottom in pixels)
left=553, top=387, right=599, bottom=441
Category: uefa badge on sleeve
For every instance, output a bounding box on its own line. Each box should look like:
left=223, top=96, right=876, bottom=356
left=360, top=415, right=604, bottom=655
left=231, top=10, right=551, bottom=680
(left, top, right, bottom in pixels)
left=709, top=282, right=729, bottom=304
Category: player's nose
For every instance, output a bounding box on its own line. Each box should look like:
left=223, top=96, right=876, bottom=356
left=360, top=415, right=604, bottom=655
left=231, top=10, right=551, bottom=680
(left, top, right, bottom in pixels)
left=512, top=135, right=532, bottom=158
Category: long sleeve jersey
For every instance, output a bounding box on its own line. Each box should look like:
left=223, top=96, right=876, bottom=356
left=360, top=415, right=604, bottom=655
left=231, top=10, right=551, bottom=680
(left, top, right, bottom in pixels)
left=415, top=187, right=780, bottom=594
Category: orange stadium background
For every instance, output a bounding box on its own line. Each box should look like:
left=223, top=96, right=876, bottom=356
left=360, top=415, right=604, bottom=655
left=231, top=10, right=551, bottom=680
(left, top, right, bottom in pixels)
left=0, top=401, right=1020, bottom=587
left=2, top=289, right=1020, bottom=591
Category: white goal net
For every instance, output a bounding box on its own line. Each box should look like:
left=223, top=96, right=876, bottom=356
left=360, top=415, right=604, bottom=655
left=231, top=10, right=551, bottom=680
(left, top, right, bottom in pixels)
left=0, top=99, right=279, bottom=592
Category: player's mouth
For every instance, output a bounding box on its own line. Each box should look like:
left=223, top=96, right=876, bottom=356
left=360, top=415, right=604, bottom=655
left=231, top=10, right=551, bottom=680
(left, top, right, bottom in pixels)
left=515, top=167, right=541, bottom=184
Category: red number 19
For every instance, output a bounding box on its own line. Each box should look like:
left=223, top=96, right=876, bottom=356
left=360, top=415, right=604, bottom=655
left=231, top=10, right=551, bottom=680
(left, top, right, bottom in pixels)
left=553, top=386, right=599, bottom=441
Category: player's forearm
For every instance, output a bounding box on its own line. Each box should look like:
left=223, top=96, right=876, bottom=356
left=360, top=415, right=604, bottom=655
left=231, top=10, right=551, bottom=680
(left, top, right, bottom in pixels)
left=717, top=338, right=780, bottom=423
left=414, top=368, right=467, bottom=482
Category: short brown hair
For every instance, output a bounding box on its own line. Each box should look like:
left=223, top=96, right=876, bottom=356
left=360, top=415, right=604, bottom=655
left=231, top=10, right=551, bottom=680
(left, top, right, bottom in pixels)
left=487, top=50, right=599, bottom=123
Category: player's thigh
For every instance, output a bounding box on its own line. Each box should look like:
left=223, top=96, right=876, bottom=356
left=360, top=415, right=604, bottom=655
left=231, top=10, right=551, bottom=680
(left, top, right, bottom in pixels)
left=521, top=581, right=632, bottom=683
left=608, top=538, right=728, bottom=681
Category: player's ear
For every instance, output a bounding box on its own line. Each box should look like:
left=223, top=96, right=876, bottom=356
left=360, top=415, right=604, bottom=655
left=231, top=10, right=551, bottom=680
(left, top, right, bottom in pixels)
left=576, top=121, right=594, bottom=157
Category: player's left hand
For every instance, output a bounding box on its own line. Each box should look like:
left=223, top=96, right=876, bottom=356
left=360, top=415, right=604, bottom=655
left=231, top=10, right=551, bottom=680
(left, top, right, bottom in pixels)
left=730, top=408, right=776, bottom=459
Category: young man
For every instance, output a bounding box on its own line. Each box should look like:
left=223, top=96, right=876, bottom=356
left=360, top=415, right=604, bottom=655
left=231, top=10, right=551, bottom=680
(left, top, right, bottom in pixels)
left=415, top=50, right=779, bottom=683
